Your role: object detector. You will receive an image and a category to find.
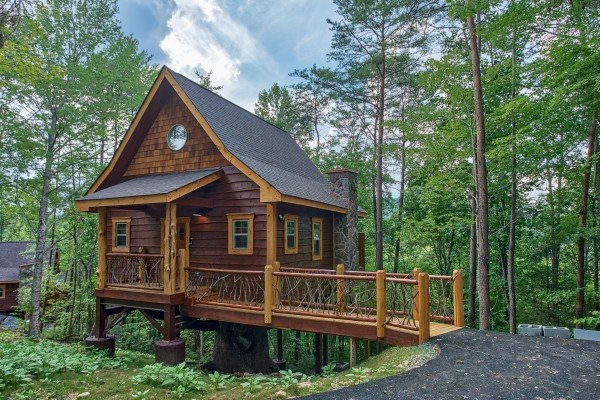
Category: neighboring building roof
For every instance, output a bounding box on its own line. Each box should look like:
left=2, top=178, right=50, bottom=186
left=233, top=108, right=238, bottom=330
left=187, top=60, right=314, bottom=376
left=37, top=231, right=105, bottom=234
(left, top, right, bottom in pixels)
left=0, top=241, right=32, bottom=282
left=168, top=69, right=347, bottom=209
left=79, top=168, right=222, bottom=201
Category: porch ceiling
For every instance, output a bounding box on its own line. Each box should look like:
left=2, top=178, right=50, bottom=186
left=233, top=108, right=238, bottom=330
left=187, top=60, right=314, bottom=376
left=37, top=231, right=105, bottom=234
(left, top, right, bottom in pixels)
left=75, top=168, right=222, bottom=211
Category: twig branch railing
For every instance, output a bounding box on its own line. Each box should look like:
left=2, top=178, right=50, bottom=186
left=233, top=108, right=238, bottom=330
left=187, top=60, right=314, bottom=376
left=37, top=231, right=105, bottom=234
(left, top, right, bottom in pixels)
left=106, top=253, right=164, bottom=290
left=184, top=264, right=464, bottom=343
left=185, top=267, right=265, bottom=311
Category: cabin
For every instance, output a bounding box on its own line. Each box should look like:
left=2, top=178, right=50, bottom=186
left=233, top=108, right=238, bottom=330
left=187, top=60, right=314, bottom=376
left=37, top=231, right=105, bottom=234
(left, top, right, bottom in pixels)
left=76, top=66, right=463, bottom=366
left=0, top=241, right=32, bottom=313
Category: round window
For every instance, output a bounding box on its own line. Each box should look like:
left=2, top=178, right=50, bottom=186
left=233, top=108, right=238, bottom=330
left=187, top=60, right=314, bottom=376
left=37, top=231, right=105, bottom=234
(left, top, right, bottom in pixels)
left=167, top=124, right=187, bottom=151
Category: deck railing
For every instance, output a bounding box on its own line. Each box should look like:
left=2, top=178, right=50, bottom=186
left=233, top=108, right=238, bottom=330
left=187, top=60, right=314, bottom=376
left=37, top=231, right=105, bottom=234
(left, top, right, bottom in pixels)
left=185, top=264, right=464, bottom=342
left=104, top=249, right=188, bottom=293
left=186, top=267, right=265, bottom=310
left=106, top=253, right=164, bottom=290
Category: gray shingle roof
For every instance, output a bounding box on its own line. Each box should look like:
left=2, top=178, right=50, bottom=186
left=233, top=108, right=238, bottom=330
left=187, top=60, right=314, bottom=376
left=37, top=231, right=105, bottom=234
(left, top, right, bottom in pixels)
left=79, top=168, right=222, bottom=201
left=168, top=69, right=347, bottom=209
left=0, top=242, right=32, bottom=282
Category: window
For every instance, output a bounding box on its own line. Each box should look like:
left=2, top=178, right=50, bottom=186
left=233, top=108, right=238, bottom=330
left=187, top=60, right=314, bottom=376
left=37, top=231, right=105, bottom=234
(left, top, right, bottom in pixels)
left=112, top=217, right=131, bottom=252
left=284, top=214, right=299, bottom=254
left=0, top=284, right=5, bottom=299
left=312, top=217, right=323, bottom=261
left=227, top=213, right=254, bottom=255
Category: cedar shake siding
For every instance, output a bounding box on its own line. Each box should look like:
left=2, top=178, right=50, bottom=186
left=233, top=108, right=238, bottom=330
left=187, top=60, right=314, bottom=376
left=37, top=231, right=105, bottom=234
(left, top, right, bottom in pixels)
left=277, top=203, right=333, bottom=269
left=106, top=166, right=266, bottom=270
left=189, top=166, right=265, bottom=270
left=123, top=90, right=228, bottom=177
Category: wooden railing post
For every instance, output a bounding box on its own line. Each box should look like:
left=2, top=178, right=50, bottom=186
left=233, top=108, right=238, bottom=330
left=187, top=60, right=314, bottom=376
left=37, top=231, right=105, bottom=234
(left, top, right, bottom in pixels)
left=273, top=261, right=281, bottom=306
left=264, top=265, right=273, bottom=324
left=453, top=269, right=465, bottom=327
left=336, top=264, right=345, bottom=312
left=178, top=249, right=186, bottom=291
left=97, top=207, right=107, bottom=289
left=412, top=267, right=421, bottom=320
left=418, top=272, right=430, bottom=344
left=376, top=270, right=386, bottom=339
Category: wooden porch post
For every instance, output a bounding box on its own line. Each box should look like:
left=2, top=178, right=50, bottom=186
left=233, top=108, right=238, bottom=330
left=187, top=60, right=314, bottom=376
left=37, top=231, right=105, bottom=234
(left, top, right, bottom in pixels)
left=97, top=207, right=107, bottom=289
left=412, top=267, right=421, bottom=320
left=336, top=264, right=345, bottom=312
left=376, top=270, right=386, bottom=339
left=266, top=202, right=277, bottom=266
left=164, top=203, right=177, bottom=294
left=453, top=269, right=465, bottom=327
left=264, top=265, right=273, bottom=324
left=418, top=272, right=430, bottom=344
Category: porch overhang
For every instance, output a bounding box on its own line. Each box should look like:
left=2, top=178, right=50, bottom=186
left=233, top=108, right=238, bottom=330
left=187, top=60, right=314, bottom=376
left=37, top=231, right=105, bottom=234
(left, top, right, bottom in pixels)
left=75, top=168, right=222, bottom=212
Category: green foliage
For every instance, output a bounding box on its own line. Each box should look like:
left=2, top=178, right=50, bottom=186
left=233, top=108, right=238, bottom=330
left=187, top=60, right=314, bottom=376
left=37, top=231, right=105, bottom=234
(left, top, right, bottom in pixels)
left=0, top=337, right=126, bottom=389
left=345, top=367, right=371, bottom=385
left=575, top=311, right=600, bottom=330
left=207, top=371, right=233, bottom=390
left=131, top=363, right=207, bottom=396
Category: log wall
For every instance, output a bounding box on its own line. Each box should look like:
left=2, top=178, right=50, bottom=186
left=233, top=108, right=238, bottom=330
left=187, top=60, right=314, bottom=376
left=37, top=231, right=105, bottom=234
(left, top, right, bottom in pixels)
left=0, top=282, right=19, bottom=312
left=276, top=203, right=334, bottom=269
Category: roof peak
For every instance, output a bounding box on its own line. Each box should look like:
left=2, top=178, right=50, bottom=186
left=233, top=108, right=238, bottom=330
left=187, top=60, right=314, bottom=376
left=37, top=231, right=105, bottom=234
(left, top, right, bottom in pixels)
left=164, top=66, right=295, bottom=139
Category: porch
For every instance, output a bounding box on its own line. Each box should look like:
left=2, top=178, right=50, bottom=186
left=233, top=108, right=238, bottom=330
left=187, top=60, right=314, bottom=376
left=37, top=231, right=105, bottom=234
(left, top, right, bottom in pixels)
left=97, top=252, right=464, bottom=346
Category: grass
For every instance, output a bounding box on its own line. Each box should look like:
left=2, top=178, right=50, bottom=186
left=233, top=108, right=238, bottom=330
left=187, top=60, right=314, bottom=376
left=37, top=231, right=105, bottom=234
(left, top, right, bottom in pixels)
left=0, top=329, right=436, bottom=399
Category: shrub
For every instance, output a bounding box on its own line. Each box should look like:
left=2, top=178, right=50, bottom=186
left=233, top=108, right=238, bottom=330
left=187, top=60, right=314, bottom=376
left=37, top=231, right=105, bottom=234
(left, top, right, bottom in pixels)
left=0, top=337, right=126, bottom=389
left=132, top=362, right=206, bottom=396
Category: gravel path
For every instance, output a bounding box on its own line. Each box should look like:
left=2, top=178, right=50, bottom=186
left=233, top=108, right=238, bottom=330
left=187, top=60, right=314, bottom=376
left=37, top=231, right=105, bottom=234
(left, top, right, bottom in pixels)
left=304, top=328, right=600, bottom=400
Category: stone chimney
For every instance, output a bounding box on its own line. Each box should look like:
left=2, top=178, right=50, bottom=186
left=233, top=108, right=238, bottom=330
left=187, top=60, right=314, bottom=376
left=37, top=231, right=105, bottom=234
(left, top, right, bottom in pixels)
left=326, top=169, right=359, bottom=270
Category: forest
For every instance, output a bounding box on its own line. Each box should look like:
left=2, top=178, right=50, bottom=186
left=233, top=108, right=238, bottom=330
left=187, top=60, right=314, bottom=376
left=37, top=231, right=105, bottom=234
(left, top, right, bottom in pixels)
left=0, top=0, right=599, bottom=362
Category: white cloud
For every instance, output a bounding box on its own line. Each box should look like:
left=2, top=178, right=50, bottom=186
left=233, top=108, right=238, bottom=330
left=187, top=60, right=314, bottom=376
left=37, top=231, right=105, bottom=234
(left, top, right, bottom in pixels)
left=158, top=0, right=276, bottom=109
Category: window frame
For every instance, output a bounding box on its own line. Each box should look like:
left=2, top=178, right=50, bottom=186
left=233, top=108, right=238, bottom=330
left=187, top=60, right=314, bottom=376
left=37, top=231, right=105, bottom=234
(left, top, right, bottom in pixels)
left=283, top=214, right=299, bottom=255
left=311, top=217, right=323, bottom=261
left=112, top=217, right=131, bottom=253
left=0, top=284, right=5, bottom=299
left=227, top=213, right=254, bottom=255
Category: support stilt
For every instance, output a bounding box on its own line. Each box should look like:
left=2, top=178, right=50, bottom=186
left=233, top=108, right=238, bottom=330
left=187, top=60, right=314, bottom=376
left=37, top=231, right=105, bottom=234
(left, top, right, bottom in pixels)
left=315, top=333, right=323, bottom=374
left=349, top=337, right=357, bottom=367
left=273, top=329, right=286, bottom=370
left=85, top=298, right=115, bottom=356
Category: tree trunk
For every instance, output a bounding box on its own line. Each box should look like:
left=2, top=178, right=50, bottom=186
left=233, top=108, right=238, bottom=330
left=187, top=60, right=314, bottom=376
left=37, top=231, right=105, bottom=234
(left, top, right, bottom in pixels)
left=576, top=113, right=598, bottom=325
left=209, top=323, right=277, bottom=374
left=507, top=22, right=518, bottom=334
left=466, top=8, right=491, bottom=330
left=393, top=137, right=407, bottom=274
left=468, top=191, right=477, bottom=328
left=375, top=31, right=386, bottom=270
left=29, top=129, right=55, bottom=338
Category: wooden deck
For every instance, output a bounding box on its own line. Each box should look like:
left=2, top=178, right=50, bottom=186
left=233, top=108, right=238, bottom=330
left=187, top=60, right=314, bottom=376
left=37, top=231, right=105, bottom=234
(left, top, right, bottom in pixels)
left=97, top=258, right=464, bottom=346
left=430, top=322, right=462, bottom=337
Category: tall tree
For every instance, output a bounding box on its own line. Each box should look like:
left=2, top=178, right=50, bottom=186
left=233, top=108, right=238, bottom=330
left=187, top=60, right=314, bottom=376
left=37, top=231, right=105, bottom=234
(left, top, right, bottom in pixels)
left=0, top=0, right=151, bottom=337
left=465, top=1, right=491, bottom=330
left=255, top=83, right=312, bottom=149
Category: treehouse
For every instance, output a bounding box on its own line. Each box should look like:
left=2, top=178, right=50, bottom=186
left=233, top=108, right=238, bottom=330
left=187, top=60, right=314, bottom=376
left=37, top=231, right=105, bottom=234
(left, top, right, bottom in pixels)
left=75, top=66, right=463, bottom=368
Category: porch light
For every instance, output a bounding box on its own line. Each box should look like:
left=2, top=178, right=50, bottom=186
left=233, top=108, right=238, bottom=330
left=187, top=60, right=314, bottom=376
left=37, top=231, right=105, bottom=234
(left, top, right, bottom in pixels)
left=193, top=208, right=204, bottom=217
left=278, top=213, right=284, bottom=222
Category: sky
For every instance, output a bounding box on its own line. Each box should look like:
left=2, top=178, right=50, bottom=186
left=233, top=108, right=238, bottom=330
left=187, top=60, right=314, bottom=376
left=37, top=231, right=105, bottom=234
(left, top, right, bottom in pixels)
left=117, top=0, right=337, bottom=111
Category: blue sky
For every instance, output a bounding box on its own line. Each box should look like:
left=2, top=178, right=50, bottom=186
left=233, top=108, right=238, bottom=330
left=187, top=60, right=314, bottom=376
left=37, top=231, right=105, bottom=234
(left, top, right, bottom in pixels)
left=117, top=0, right=337, bottom=110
